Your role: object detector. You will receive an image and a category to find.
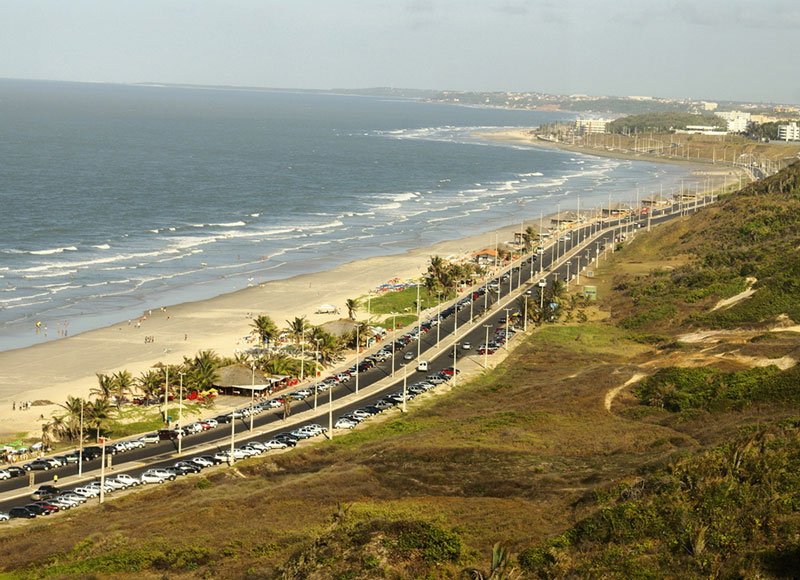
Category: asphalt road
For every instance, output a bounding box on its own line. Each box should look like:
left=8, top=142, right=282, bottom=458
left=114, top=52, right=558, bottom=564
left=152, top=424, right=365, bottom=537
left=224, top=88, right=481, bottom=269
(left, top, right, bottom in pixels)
left=0, top=196, right=709, bottom=513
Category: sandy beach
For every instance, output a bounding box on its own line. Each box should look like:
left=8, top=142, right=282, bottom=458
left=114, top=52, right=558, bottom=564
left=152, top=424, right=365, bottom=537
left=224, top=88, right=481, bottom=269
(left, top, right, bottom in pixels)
left=0, top=131, right=734, bottom=443
left=0, top=222, right=531, bottom=440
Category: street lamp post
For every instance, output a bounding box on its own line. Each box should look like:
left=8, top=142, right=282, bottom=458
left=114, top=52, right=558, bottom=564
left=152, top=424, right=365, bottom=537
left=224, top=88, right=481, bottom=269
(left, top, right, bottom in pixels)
left=78, top=399, right=84, bottom=476
left=523, top=294, right=529, bottom=332
left=453, top=342, right=459, bottom=388
left=178, top=372, right=185, bottom=456
left=229, top=401, right=236, bottom=466
left=504, top=308, right=511, bottom=350
left=436, top=295, right=442, bottom=348
left=402, top=364, right=408, bottom=414
left=249, top=364, right=255, bottom=432
left=328, top=379, right=333, bottom=439
left=355, top=323, right=360, bottom=394
left=99, top=437, right=106, bottom=504
left=313, top=342, right=320, bottom=410
left=164, top=366, right=169, bottom=425
left=483, top=324, right=491, bottom=368
left=416, top=284, right=422, bottom=360
left=391, top=313, right=398, bottom=378
left=566, top=261, right=572, bottom=285
left=576, top=256, right=581, bottom=286
left=539, top=278, right=547, bottom=313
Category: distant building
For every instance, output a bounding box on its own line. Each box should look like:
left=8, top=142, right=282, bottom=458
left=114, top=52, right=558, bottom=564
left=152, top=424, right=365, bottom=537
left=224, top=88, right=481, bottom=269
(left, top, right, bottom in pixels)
left=716, top=111, right=751, bottom=133
left=778, top=122, right=800, bottom=141
left=701, top=101, right=718, bottom=111
left=471, top=249, right=499, bottom=265
left=575, top=118, right=609, bottom=134
left=641, top=193, right=673, bottom=208
left=550, top=211, right=585, bottom=228
left=600, top=202, right=631, bottom=217
left=679, top=125, right=728, bottom=136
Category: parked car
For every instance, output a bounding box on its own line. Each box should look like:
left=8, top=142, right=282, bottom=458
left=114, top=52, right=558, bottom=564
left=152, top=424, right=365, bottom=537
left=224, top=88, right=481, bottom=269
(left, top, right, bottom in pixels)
left=0, top=469, right=12, bottom=480
left=24, top=504, right=51, bottom=516
left=264, top=439, right=289, bottom=449
left=142, top=468, right=175, bottom=483
left=0, top=511, right=9, bottom=522
left=113, top=474, right=141, bottom=487
left=139, top=433, right=160, bottom=444
left=335, top=418, right=358, bottom=430
left=8, top=507, right=36, bottom=519
left=23, top=459, right=54, bottom=471
left=31, top=485, right=61, bottom=501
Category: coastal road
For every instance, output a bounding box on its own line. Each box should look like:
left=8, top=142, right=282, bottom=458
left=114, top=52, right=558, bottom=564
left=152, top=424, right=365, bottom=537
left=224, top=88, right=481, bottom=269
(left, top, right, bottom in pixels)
left=0, top=195, right=711, bottom=513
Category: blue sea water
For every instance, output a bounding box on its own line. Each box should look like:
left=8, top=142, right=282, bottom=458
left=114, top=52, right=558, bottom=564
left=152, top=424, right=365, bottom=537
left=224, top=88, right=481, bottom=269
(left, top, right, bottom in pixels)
left=0, top=79, right=691, bottom=352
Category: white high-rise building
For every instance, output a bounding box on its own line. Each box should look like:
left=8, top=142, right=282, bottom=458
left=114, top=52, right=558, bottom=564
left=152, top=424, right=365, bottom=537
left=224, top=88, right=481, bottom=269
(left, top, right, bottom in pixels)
left=778, top=122, right=800, bottom=141
left=717, top=110, right=751, bottom=133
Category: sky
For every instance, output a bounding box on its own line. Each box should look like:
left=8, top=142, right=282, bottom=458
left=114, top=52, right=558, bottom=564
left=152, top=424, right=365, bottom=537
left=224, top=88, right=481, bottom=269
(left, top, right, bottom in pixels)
left=1, top=0, right=798, bottom=104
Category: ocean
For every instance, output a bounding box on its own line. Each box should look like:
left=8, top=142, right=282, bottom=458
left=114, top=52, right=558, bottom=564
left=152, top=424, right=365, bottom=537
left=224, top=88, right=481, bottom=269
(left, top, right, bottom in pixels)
left=0, top=79, right=692, bottom=352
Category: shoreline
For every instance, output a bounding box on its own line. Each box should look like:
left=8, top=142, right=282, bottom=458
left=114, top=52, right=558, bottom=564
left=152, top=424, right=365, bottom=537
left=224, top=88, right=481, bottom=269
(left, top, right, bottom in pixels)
left=0, top=221, right=532, bottom=440
left=479, top=128, right=750, bottom=174
left=0, top=133, right=724, bottom=442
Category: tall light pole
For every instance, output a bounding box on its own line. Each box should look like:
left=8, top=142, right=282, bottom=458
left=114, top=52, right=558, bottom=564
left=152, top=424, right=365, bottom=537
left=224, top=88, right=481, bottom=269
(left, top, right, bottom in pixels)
left=483, top=324, right=491, bottom=368
left=313, top=341, right=320, bottom=410
left=416, top=283, right=422, bottom=360
left=504, top=308, right=511, bottom=350
left=178, top=371, right=185, bottom=456
left=402, top=364, right=408, bottom=414
left=328, top=375, right=333, bottom=439
left=229, top=399, right=236, bottom=466
left=391, top=313, right=398, bottom=378
left=299, top=321, right=305, bottom=382
left=249, top=364, right=255, bottom=432
left=355, top=322, right=362, bottom=394
left=539, top=278, right=547, bottom=313
left=78, top=398, right=84, bottom=476
left=99, top=437, right=106, bottom=504
left=163, top=366, right=170, bottom=425
left=436, top=294, right=442, bottom=348
left=576, top=257, right=581, bottom=286
left=566, top=261, right=572, bottom=285
left=453, top=342, right=459, bottom=388
left=523, top=294, right=529, bottom=332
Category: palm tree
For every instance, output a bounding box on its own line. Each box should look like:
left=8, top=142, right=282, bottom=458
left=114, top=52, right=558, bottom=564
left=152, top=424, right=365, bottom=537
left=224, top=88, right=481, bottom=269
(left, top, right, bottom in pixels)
left=251, top=315, right=278, bottom=349
left=112, top=370, right=133, bottom=409
left=91, top=373, right=114, bottom=402
left=87, top=399, right=113, bottom=441
left=345, top=298, right=359, bottom=320
left=262, top=354, right=294, bottom=376
left=285, top=316, right=308, bottom=345
left=58, top=396, right=86, bottom=441
left=190, top=352, right=220, bottom=392
left=522, top=225, right=537, bottom=250
left=137, top=370, right=162, bottom=406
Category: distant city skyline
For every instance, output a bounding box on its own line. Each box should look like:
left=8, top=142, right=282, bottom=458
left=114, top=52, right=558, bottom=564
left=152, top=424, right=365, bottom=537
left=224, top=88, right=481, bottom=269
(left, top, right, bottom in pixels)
left=1, top=0, right=798, bottom=105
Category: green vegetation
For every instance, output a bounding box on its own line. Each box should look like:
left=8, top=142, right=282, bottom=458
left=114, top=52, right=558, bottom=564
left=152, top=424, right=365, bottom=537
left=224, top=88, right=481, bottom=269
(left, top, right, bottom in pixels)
left=632, top=365, right=794, bottom=412
left=518, top=423, right=800, bottom=579
left=608, top=162, right=800, bottom=332
left=606, top=112, right=726, bottom=134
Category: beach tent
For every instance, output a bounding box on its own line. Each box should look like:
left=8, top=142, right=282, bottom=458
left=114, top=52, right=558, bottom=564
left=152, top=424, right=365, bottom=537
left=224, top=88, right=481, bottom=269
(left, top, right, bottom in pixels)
left=315, top=304, right=339, bottom=314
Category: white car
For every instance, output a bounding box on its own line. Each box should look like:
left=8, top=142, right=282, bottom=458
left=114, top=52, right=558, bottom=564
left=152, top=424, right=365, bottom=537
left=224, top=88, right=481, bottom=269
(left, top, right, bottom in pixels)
left=264, top=439, right=288, bottom=449
left=190, top=457, right=214, bottom=468
left=0, top=469, right=11, bottom=480
left=114, top=473, right=141, bottom=487
left=103, top=477, right=129, bottom=491
left=243, top=441, right=267, bottom=452
left=60, top=492, right=87, bottom=504
left=71, top=487, right=100, bottom=498
left=139, top=433, right=160, bottom=444
left=141, top=468, right=175, bottom=483
left=204, top=418, right=219, bottom=429
left=0, top=512, right=9, bottom=522
left=335, top=418, right=358, bottom=430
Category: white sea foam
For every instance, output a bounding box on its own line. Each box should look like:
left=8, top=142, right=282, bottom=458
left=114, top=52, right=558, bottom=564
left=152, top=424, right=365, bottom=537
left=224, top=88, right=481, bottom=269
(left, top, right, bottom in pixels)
left=518, top=172, right=543, bottom=177
left=29, top=246, right=78, bottom=255
left=92, top=244, right=111, bottom=250
left=211, top=221, right=247, bottom=227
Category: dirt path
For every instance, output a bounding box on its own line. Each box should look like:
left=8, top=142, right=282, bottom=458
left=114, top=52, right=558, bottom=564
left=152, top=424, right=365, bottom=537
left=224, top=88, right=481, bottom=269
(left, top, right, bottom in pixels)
left=605, top=373, right=646, bottom=412
left=711, top=277, right=757, bottom=311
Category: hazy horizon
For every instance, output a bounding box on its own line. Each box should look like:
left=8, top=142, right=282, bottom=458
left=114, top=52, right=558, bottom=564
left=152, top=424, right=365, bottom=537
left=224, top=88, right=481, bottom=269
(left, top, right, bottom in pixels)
left=1, top=0, right=798, bottom=106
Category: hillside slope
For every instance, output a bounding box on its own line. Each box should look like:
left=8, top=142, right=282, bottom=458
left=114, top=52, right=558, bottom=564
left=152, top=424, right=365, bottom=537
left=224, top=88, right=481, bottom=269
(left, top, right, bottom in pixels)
left=1, top=164, right=800, bottom=579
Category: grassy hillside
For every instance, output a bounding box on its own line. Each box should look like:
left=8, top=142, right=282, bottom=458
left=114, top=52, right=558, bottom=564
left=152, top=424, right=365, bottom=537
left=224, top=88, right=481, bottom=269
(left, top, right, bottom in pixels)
left=2, top=164, right=800, bottom=579
left=606, top=162, right=800, bottom=333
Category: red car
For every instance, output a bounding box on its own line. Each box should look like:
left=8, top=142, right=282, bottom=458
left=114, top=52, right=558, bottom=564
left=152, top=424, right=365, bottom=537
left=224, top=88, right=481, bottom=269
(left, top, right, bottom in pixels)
left=441, top=367, right=461, bottom=376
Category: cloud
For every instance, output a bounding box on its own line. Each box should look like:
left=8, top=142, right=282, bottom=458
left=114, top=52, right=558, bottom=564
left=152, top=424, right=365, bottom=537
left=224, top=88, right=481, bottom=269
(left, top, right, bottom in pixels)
left=492, top=1, right=530, bottom=15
